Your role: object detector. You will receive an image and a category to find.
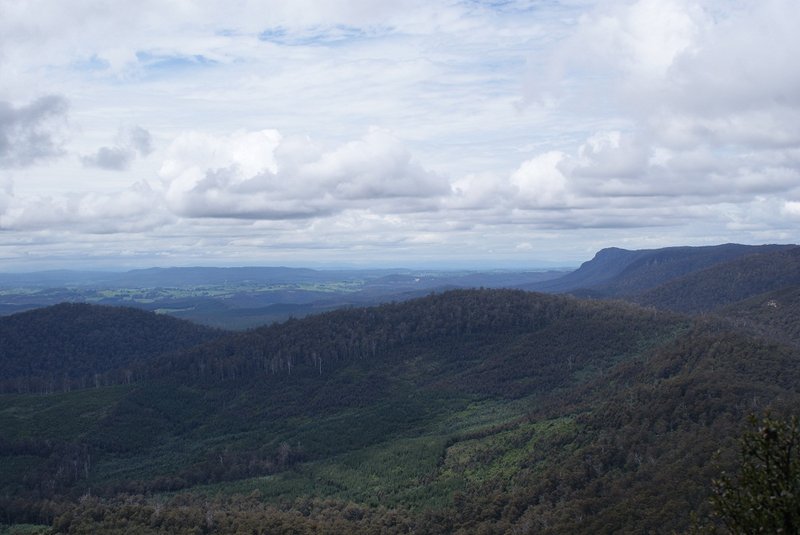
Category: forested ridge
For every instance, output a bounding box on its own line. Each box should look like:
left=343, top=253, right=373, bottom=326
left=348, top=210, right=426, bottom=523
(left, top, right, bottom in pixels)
left=1, top=278, right=799, bottom=532
left=635, top=246, right=800, bottom=314
left=147, top=289, right=678, bottom=387
left=718, top=285, right=800, bottom=349
left=0, top=303, right=224, bottom=394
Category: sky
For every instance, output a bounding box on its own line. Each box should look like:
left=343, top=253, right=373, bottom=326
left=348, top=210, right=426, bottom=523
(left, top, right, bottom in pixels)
left=1, top=0, right=799, bottom=270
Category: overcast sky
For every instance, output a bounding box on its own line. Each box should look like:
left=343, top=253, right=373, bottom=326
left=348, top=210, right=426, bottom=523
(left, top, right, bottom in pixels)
left=1, top=0, right=798, bottom=270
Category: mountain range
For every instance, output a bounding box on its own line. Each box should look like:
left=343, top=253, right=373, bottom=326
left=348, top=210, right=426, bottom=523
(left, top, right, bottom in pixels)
left=1, top=242, right=798, bottom=534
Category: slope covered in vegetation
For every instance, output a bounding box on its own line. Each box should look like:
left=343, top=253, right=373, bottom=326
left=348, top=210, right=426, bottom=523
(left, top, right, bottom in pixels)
left=635, top=246, right=800, bottom=314
left=0, top=303, right=224, bottom=393
left=1, top=288, right=798, bottom=533
left=716, top=284, right=800, bottom=348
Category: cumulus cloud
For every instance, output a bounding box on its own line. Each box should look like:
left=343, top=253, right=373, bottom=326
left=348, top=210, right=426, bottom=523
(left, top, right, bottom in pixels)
left=502, top=127, right=800, bottom=206
left=510, top=151, right=570, bottom=208
left=569, top=131, right=649, bottom=180
left=81, top=125, right=154, bottom=170
left=450, top=172, right=512, bottom=211
left=513, top=0, right=800, bottom=221
left=160, top=128, right=448, bottom=219
left=0, top=95, right=69, bottom=167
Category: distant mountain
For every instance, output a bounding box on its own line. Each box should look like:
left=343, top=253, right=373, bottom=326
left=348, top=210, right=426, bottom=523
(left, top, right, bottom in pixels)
left=635, top=246, right=800, bottom=313
left=116, top=266, right=358, bottom=287
left=523, top=246, right=646, bottom=293
left=0, top=303, right=224, bottom=393
left=526, top=243, right=794, bottom=296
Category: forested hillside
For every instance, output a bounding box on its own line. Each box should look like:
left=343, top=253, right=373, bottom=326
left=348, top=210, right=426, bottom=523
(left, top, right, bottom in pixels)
left=1, top=288, right=798, bottom=533
left=717, top=285, right=800, bottom=348
left=635, top=246, right=800, bottom=314
left=145, top=289, right=679, bottom=391
left=0, top=303, right=223, bottom=393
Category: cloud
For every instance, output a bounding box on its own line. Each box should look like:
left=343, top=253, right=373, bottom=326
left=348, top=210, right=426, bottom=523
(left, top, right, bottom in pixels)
left=783, top=201, right=800, bottom=219
left=81, top=126, right=154, bottom=171
left=160, top=128, right=448, bottom=219
left=81, top=146, right=133, bottom=171
left=514, top=0, right=800, bottom=212
left=450, top=172, right=512, bottom=211
left=127, top=126, right=153, bottom=155
left=0, top=180, right=170, bottom=233
left=510, top=151, right=570, bottom=208
left=0, top=1, right=798, bottom=267
left=0, top=95, right=69, bottom=167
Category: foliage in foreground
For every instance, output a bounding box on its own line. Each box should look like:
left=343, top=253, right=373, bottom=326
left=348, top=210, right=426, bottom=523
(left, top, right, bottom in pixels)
left=695, top=414, right=800, bottom=534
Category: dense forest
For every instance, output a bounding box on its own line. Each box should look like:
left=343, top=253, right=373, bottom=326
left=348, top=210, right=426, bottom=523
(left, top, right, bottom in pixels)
left=0, top=303, right=223, bottom=394
left=1, top=245, right=799, bottom=533
left=635, top=246, right=800, bottom=313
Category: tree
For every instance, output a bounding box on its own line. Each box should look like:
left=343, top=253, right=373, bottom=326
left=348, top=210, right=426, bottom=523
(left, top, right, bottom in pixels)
left=708, top=413, right=800, bottom=534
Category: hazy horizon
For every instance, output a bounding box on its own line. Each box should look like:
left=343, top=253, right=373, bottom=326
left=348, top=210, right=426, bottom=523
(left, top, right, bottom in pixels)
left=0, top=257, right=579, bottom=274
left=2, top=240, right=797, bottom=274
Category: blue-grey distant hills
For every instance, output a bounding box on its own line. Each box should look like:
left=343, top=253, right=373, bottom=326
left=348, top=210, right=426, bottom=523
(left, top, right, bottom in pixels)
left=0, top=266, right=566, bottom=328
left=0, top=267, right=401, bottom=288
left=0, top=266, right=565, bottom=290
left=2, top=242, right=797, bottom=329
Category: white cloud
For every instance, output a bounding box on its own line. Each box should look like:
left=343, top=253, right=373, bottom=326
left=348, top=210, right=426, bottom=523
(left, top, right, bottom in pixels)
left=160, top=127, right=448, bottom=219
left=513, top=0, right=800, bottom=213
left=782, top=201, right=800, bottom=219
left=450, top=172, right=511, bottom=211
left=569, top=131, right=649, bottom=181
left=578, top=0, right=700, bottom=81
left=510, top=151, right=570, bottom=208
